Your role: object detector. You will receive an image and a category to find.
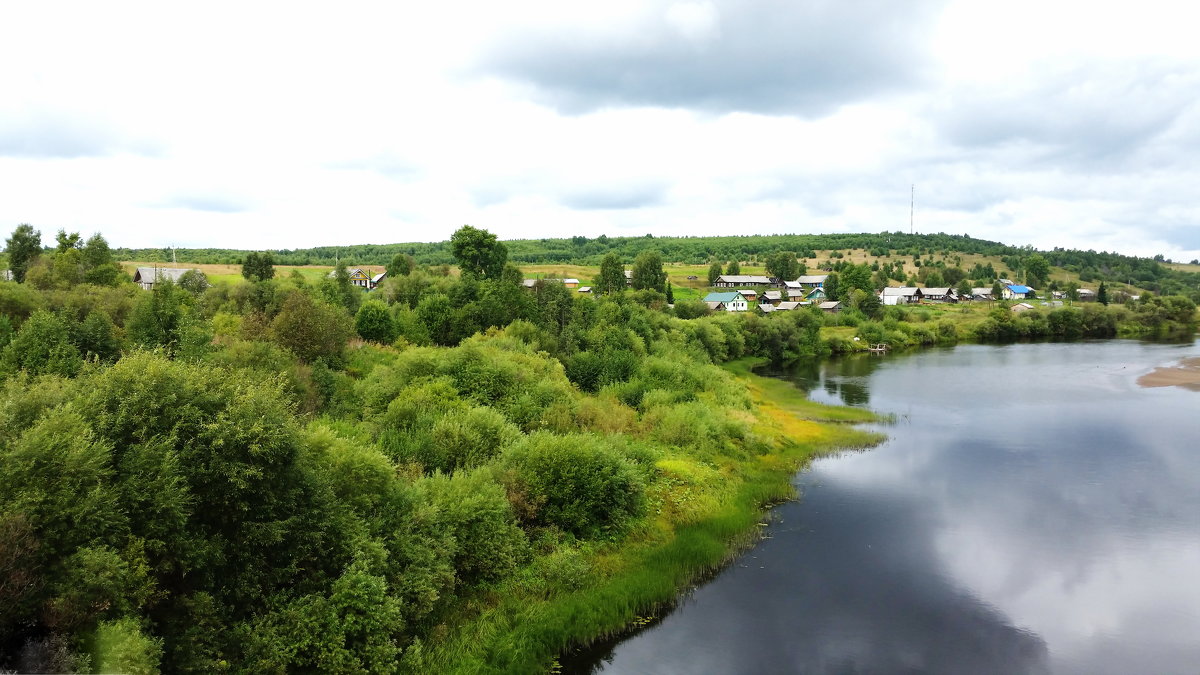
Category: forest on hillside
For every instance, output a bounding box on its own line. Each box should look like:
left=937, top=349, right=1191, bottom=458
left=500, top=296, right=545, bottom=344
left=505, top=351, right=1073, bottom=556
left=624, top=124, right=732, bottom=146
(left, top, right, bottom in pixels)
left=1, top=223, right=1196, bottom=672
left=107, top=231, right=1200, bottom=298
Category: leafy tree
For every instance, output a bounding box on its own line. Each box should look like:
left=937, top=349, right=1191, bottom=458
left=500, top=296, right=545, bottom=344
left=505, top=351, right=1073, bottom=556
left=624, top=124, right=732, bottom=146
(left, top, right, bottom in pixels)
left=271, top=291, right=352, bottom=362
left=823, top=272, right=840, bottom=301
left=991, top=280, right=1004, bottom=300
left=76, top=310, right=121, bottom=362
left=320, top=261, right=362, bottom=314
left=241, top=252, right=276, bottom=282
left=177, top=269, right=210, bottom=295
left=630, top=250, right=666, bottom=292
left=1024, top=254, right=1050, bottom=288
left=5, top=224, right=42, bottom=283
left=450, top=225, right=507, bottom=280
left=955, top=279, right=973, bottom=299
left=594, top=251, right=625, bottom=294
left=707, top=261, right=722, bottom=286
left=726, top=260, right=741, bottom=275
left=766, top=252, right=798, bottom=281
left=127, top=279, right=189, bottom=352
left=81, top=234, right=122, bottom=286
left=355, top=300, right=396, bottom=344
left=0, top=310, right=83, bottom=377
left=386, top=252, right=415, bottom=278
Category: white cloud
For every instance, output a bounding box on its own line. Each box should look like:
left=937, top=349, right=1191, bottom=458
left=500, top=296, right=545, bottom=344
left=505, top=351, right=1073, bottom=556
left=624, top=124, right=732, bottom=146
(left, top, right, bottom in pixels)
left=0, top=0, right=1198, bottom=262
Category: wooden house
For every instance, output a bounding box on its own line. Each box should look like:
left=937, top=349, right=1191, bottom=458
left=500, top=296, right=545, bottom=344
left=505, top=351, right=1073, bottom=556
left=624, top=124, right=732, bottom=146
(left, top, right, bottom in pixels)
left=703, top=291, right=749, bottom=312
left=762, top=290, right=783, bottom=305
left=1003, top=284, right=1034, bottom=300
left=818, top=301, right=842, bottom=313
left=714, top=274, right=772, bottom=288
left=738, top=289, right=758, bottom=302
left=133, top=266, right=197, bottom=290
left=880, top=287, right=923, bottom=305
left=922, top=287, right=956, bottom=302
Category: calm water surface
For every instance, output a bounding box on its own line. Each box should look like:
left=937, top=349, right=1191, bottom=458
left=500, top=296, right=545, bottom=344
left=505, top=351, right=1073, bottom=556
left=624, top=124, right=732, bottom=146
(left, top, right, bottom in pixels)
left=568, top=341, right=1200, bottom=675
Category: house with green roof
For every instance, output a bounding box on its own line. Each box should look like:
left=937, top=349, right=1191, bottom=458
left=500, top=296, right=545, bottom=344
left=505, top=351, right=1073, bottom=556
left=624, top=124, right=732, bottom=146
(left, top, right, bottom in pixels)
left=703, top=291, right=748, bottom=312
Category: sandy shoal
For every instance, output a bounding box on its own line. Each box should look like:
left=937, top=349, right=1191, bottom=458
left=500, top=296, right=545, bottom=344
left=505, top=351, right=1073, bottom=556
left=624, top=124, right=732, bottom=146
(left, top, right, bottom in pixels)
left=1137, top=357, right=1200, bottom=391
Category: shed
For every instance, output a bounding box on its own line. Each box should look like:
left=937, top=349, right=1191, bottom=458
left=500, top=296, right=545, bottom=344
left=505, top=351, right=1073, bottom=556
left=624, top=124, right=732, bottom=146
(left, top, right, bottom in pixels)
left=1011, top=302, right=1035, bottom=313
left=818, top=301, right=842, bottom=312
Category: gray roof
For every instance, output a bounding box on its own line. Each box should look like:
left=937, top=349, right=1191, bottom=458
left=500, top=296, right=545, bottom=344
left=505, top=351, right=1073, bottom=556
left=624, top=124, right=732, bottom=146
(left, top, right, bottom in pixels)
left=971, top=287, right=994, bottom=295
left=371, top=272, right=386, bottom=283
left=758, top=303, right=775, bottom=312
left=795, top=275, right=829, bottom=284
left=763, top=290, right=782, bottom=300
left=882, top=287, right=922, bottom=296
left=705, top=301, right=725, bottom=309
left=133, top=267, right=195, bottom=283
left=578, top=286, right=592, bottom=292
left=717, top=274, right=772, bottom=285
left=776, top=301, right=806, bottom=310
left=923, top=287, right=953, bottom=295
left=818, top=301, right=841, bottom=309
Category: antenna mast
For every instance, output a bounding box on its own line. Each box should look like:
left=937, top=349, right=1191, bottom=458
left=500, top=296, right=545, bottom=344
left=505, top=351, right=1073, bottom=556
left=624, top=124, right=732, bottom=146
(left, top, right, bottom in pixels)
left=910, top=184, right=914, bottom=235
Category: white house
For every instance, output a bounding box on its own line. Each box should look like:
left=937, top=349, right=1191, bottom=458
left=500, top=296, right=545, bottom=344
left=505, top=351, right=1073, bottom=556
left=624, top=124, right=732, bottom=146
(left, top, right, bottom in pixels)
left=703, top=291, right=749, bottom=311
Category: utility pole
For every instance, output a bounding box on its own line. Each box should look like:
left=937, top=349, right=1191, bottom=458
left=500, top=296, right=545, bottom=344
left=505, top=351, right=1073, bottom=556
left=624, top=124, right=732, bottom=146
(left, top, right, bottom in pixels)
left=910, top=184, right=914, bottom=235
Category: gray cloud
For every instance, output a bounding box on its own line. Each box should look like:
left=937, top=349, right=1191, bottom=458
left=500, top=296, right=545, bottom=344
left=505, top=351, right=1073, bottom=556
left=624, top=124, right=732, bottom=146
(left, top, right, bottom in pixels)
left=932, top=61, right=1200, bottom=169
left=477, top=0, right=946, bottom=116
left=0, top=111, right=161, bottom=158
left=558, top=183, right=665, bottom=210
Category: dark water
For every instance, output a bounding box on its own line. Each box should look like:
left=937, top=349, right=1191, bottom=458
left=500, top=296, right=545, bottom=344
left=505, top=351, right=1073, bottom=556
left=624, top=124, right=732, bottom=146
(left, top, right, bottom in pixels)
left=569, top=341, right=1200, bottom=675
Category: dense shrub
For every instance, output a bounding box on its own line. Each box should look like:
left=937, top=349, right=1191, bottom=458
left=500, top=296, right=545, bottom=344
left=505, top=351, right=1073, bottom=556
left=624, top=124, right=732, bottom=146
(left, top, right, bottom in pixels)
left=501, top=432, right=645, bottom=538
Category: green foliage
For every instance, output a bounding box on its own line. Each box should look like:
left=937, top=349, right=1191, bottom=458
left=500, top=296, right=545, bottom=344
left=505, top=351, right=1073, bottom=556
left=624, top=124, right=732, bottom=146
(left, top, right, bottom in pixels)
left=726, top=259, right=741, bottom=275
left=595, top=251, right=626, bottom=294
left=355, top=300, right=396, bottom=344
left=126, top=279, right=190, bottom=353
left=177, top=269, right=210, bottom=295
left=387, top=252, right=416, bottom=277
left=501, top=432, right=645, bottom=538
left=0, top=309, right=83, bottom=377
left=5, top=223, right=41, bottom=283
left=81, top=234, right=123, bottom=286
left=241, top=251, right=276, bottom=281
left=91, top=617, right=163, bottom=675
left=450, top=225, right=508, bottom=280
left=630, top=250, right=666, bottom=292
left=765, top=251, right=799, bottom=281
left=707, top=261, right=722, bottom=286
left=417, top=470, right=529, bottom=585
left=271, top=291, right=353, bottom=363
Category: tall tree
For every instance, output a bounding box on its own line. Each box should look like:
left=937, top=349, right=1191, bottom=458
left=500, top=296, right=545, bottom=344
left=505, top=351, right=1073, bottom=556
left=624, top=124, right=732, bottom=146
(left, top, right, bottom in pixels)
left=1098, top=281, right=1109, bottom=305
left=450, top=225, right=507, bottom=279
left=595, top=252, right=625, bottom=294
left=726, top=260, right=741, bottom=275
left=386, top=252, right=416, bottom=278
left=630, top=250, right=666, bottom=292
left=81, top=234, right=121, bottom=286
left=665, top=282, right=674, bottom=304
left=242, top=252, right=276, bottom=282
left=766, top=252, right=798, bottom=281
left=5, top=224, right=41, bottom=283
left=707, top=261, right=723, bottom=286
left=1024, top=254, right=1050, bottom=288
left=991, top=280, right=1004, bottom=300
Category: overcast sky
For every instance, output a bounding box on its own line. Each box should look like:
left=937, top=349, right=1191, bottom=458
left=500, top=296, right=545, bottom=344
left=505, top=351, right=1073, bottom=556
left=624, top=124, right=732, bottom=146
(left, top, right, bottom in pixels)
left=3, top=1, right=1200, bottom=260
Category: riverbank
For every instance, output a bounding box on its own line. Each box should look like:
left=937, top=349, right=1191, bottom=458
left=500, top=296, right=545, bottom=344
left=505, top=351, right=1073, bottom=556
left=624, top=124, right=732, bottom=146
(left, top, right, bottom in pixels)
left=403, top=358, right=881, bottom=674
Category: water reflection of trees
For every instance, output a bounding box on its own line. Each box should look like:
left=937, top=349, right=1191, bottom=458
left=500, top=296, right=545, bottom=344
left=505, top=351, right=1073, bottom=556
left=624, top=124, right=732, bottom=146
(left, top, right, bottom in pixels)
left=795, top=354, right=883, bottom=406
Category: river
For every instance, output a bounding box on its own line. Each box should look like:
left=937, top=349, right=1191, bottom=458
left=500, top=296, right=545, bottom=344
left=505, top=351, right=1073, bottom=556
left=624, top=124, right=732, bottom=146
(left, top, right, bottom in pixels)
left=566, top=340, right=1200, bottom=675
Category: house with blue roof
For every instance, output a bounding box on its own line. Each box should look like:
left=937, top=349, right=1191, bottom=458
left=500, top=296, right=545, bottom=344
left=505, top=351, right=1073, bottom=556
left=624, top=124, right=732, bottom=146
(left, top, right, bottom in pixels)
left=1003, top=284, right=1034, bottom=300
left=703, top=291, right=749, bottom=312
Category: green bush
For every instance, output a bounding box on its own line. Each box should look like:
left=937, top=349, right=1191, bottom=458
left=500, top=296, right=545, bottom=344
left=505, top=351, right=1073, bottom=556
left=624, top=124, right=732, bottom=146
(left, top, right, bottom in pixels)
left=417, top=470, right=529, bottom=586
left=501, top=432, right=646, bottom=538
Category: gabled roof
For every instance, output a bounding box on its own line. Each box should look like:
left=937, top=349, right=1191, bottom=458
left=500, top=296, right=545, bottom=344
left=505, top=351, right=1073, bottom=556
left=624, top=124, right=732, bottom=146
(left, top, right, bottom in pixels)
left=371, top=272, right=386, bottom=283
left=923, top=287, right=952, bottom=295
left=578, top=286, right=592, bottom=292
left=1007, top=284, right=1033, bottom=293
left=818, top=301, right=841, bottom=310
left=704, top=291, right=745, bottom=303
left=776, top=301, right=806, bottom=310
left=716, top=275, right=772, bottom=285
left=882, top=287, right=922, bottom=296
left=795, top=275, right=829, bottom=284
left=763, top=290, right=782, bottom=300
left=562, top=278, right=580, bottom=284
left=971, top=287, right=994, bottom=295
left=133, top=267, right=195, bottom=283
left=705, top=301, right=725, bottom=310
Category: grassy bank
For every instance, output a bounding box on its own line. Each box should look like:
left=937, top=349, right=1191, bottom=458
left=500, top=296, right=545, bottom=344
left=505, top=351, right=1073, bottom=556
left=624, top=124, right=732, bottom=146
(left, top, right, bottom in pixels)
left=405, top=358, right=881, bottom=674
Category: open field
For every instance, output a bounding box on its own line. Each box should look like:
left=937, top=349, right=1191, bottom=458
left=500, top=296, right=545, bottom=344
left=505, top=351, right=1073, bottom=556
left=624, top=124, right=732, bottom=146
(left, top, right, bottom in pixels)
left=120, top=262, right=384, bottom=285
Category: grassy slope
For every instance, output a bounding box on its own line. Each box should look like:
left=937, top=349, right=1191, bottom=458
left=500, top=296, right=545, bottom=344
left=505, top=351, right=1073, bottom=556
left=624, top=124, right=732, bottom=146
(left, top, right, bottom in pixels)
left=411, top=358, right=881, bottom=674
